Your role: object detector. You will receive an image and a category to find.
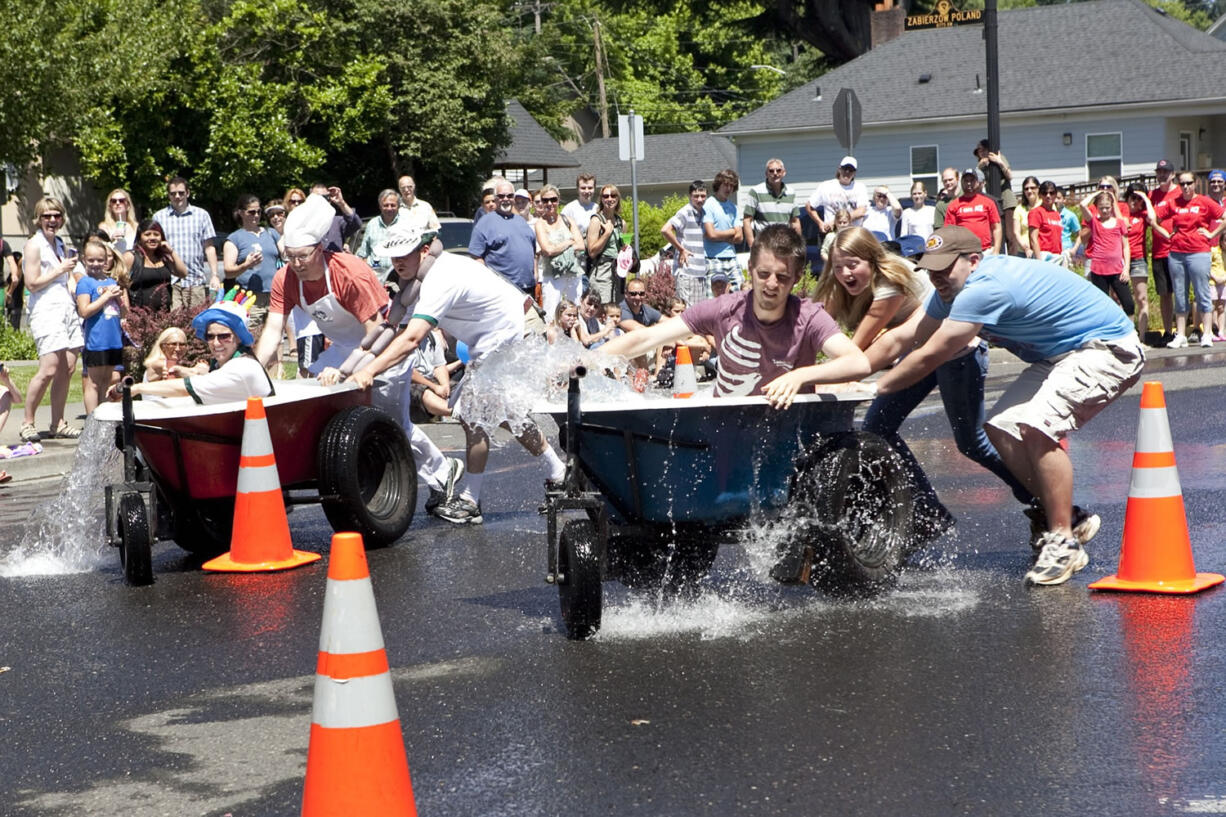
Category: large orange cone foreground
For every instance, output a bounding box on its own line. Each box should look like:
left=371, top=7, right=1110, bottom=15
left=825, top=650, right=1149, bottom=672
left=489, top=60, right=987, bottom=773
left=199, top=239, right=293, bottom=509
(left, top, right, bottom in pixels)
left=302, top=532, right=416, bottom=816
left=202, top=397, right=321, bottom=572
left=672, top=344, right=697, bottom=398
left=1090, top=382, right=1224, bottom=594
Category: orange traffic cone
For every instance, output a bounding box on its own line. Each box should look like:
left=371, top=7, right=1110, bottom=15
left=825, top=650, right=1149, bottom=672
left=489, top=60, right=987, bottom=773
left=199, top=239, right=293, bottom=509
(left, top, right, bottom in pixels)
left=673, top=344, right=697, bottom=398
left=302, top=532, right=416, bottom=817
left=1089, top=382, right=1224, bottom=594
left=203, top=397, right=321, bottom=572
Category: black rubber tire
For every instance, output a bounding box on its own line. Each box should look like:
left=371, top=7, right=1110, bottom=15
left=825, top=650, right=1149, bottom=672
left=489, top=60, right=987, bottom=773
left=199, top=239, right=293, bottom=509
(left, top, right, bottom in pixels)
left=118, top=492, right=154, bottom=586
left=558, top=519, right=603, bottom=640
left=787, top=431, right=913, bottom=597
left=317, top=405, right=416, bottom=548
left=169, top=496, right=234, bottom=558
left=608, top=528, right=719, bottom=598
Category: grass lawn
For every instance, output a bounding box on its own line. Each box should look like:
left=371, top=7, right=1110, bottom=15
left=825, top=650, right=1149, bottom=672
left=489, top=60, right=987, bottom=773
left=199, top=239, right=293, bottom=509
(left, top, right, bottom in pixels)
left=4, top=362, right=85, bottom=406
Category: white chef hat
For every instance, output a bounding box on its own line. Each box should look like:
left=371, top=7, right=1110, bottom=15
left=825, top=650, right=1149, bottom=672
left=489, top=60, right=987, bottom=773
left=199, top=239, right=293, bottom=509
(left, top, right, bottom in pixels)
left=282, top=193, right=335, bottom=249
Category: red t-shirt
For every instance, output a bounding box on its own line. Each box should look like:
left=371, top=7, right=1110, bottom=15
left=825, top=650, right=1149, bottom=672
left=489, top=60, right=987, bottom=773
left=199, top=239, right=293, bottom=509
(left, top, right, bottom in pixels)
left=1154, top=195, right=1225, bottom=255
left=1087, top=216, right=1127, bottom=277
left=1124, top=209, right=1147, bottom=260
left=269, top=251, right=389, bottom=322
left=1026, top=205, right=1063, bottom=254
left=1148, top=185, right=1180, bottom=258
left=1080, top=202, right=1129, bottom=257
left=944, top=193, right=1000, bottom=250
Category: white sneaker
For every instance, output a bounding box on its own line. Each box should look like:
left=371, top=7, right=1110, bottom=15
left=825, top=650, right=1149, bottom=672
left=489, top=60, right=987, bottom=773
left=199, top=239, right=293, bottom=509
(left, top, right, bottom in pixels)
left=1201, top=335, right=1214, bottom=347
left=1025, top=533, right=1089, bottom=586
left=1167, top=333, right=1188, bottom=349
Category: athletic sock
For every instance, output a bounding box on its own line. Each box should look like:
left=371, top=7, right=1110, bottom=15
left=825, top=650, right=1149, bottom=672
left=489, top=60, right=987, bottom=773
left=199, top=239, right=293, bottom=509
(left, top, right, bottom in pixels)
left=461, top=472, right=484, bottom=504
left=541, top=447, right=566, bottom=482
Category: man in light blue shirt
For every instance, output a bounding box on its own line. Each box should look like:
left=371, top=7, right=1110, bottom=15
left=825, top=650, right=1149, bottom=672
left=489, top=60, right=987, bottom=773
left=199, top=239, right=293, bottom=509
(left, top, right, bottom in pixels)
left=702, top=169, right=744, bottom=290
left=153, top=176, right=220, bottom=309
left=869, top=226, right=1144, bottom=587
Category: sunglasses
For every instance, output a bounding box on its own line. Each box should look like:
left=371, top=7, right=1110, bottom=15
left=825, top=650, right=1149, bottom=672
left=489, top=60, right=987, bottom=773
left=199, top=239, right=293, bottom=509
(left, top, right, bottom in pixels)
left=162, top=341, right=187, bottom=349
left=626, top=291, right=645, bottom=297
left=1180, top=180, right=1196, bottom=186
left=601, top=194, right=619, bottom=199
left=540, top=197, right=559, bottom=203
left=205, top=332, right=233, bottom=342
left=110, top=197, right=127, bottom=204
left=289, top=197, right=305, bottom=205
left=41, top=213, right=63, bottom=220
left=244, top=208, right=261, bottom=214
left=495, top=193, right=515, bottom=199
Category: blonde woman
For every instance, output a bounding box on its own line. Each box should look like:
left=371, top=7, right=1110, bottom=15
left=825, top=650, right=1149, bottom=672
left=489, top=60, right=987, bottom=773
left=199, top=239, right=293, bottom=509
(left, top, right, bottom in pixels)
left=19, top=197, right=83, bottom=442
left=142, top=326, right=202, bottom=382
left=99, top=188, right=139, bottom=252
left=813, top=226, right=1036, bottom=542
left=534, top=184, right=586, bottom=317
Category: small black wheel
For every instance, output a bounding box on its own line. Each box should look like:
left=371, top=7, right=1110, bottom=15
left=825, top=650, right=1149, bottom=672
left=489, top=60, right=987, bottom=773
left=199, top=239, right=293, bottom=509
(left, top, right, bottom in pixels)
left=168, top=496, right=234, bottom=558
left=787, top=432, right=913, bottom=597
left=118, top=492, right=154, bottom=586
left=558, top=519, right=603, bottom=640
left=317, top=406, right=416, bottom=547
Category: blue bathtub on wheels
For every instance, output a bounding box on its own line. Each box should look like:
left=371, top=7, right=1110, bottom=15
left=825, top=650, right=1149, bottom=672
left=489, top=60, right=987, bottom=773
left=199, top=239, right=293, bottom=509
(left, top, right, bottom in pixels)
left=536, top=372, right=916, bottom=640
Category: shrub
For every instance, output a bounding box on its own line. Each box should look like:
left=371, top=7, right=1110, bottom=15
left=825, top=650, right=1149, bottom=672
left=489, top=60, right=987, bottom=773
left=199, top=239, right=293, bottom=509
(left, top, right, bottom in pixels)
left=641, top=268, right=677, bottom=313
left=0, top=323, right=37, bottom=360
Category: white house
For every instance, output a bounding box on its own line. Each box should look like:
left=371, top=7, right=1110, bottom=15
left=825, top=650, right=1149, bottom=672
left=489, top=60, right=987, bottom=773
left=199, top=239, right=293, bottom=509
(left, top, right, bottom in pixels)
left=719, top=0, right=1226, bottom=200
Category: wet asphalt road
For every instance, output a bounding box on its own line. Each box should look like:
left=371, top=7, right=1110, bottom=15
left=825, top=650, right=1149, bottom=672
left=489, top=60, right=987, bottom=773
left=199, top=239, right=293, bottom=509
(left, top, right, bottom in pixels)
left=3, top=353, right=1226, bottom=816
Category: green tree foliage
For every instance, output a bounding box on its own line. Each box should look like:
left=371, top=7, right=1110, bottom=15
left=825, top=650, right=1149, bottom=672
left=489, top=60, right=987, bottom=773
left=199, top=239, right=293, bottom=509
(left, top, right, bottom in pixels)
left=513, top=0, right=792, bottom=137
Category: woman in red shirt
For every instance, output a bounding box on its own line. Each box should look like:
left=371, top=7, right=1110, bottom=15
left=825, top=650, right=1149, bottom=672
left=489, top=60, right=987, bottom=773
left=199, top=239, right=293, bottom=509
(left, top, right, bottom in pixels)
left=1123, top=183, right=1167, bottom=345
left=1154, top=172, right=1226, bottom=347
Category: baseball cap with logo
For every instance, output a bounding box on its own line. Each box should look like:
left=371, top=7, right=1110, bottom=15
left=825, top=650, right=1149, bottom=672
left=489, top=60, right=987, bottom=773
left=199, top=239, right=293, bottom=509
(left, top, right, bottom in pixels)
left=1156, top=159, right=1175, bottom=172
left=374, top=222, right=437, bottom=258
left=917, top=226, right=983, bottom=270
left=961, top=167, right=985, bottom=182
left=839, top=156, right=858, bottom=170
left=1209, top=169, right=1226, bottom=183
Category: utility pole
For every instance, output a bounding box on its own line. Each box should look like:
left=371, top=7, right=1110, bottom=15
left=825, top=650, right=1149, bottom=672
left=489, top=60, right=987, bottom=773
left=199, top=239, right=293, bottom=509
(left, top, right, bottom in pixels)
left=593, top=18, right=610, bottom=138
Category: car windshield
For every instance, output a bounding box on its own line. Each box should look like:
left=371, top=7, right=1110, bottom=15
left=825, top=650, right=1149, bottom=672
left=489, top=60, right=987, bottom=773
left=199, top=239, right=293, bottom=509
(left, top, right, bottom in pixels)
left=438, top=221, right=473, bottom=251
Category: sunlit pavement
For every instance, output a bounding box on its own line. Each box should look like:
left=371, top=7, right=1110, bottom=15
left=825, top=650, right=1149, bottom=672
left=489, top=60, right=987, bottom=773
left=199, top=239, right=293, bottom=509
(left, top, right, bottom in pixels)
left=3, top=362, right=1226, bottom=816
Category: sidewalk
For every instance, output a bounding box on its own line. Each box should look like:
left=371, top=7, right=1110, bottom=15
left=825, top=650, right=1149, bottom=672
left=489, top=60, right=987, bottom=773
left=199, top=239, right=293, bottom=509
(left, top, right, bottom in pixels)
left=0, top=340, right=1215, bottom=484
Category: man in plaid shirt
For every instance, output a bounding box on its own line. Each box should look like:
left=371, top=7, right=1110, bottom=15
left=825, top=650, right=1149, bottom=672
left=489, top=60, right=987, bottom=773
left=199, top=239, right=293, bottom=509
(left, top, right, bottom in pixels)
left=153, top=176, right=221, bottom=309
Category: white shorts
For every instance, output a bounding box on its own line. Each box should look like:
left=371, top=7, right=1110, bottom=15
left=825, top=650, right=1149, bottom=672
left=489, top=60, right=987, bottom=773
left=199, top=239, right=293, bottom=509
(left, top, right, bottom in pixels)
left=29, top=300, right=83, bottom=357
left=987, top=335, right=1145, bottom=443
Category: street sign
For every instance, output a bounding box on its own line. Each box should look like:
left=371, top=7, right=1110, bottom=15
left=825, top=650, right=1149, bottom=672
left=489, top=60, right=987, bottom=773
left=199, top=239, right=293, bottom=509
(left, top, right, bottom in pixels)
left=905, top=0, right=983, bottom=30
left=618, top=113, right=644, bottom=161
left=832, top=88, right=861, bottom=152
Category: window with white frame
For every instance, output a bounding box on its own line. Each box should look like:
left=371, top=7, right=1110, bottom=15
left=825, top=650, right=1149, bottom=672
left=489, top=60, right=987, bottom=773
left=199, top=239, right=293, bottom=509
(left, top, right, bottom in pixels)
left=1086, top=133, right=1122, bottom=181
left=910, top=145, right=939, bottom=197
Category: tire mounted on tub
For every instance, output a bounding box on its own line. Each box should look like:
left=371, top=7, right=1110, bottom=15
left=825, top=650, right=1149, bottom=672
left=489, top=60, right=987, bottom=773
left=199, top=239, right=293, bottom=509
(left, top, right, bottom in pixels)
left=316, top=405, right=416, bottom=547
left=786, top=431, right=913, bottom=596
left=558, top=519, right=603, bottom=640
left=117, top=491, right=154, bottom=586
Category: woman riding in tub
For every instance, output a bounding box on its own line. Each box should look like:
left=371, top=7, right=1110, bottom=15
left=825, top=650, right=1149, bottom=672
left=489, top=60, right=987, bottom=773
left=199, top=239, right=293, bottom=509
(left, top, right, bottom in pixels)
left=107, top=289, right=274, bottom=404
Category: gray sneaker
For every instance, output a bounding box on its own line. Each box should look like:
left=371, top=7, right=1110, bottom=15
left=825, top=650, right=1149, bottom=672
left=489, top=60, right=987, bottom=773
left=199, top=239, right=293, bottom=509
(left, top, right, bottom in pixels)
left=442, top=457, right=464, bottom=500
left=435, top=495, right=483, bottom=525
left=1025, top=532, right=1089, bottom=586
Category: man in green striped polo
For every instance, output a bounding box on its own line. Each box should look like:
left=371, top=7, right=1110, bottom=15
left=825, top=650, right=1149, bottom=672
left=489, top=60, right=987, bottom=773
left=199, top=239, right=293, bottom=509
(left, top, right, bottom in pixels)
left=742, top=158, right=802, bottom=249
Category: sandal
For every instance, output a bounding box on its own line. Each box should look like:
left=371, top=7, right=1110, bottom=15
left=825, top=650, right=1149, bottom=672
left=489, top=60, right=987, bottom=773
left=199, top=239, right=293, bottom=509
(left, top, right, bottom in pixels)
left=19, top=423, right=41, bottom=443
left=53, top=421, right=81, bottom=439
left=0, top=472, right=11, bottom=484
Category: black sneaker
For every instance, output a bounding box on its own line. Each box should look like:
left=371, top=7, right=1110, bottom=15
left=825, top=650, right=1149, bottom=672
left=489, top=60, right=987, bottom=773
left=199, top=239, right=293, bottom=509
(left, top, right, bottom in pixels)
left=435, top=495, right=483, bottom=525
left=426, top=487, right=445, bottom=516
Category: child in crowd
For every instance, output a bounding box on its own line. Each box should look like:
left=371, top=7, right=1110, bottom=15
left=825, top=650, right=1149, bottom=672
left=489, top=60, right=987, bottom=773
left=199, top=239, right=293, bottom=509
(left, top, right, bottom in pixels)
left=1082, top=190, right=1134, bottom=318
left=1211, top=236, right=1226, bottom=341
left=820, top=209, right=852, bottom=263
left=575, top=293, right=620, bottom=349
left=547, top=299, right=581, bottom=344
left=407, top=328, right=458, bottom=424
left=75, top=238, right=130, bottom=413
left=0, top=361, right=25, bottom=482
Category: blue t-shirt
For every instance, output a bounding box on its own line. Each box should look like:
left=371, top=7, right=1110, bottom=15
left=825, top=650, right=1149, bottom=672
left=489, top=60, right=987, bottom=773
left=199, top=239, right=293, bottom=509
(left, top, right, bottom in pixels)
left=77, top=275, right=124, bottom=352
left=924, top=255, right=1134, bottom=363
left=1059, top=208, right=1080, bottom=252
left=701, top=197, right=738, bottom=259
left=227, top=228, right=282, bottom=293
left=468, top=211, right=537, bottom=291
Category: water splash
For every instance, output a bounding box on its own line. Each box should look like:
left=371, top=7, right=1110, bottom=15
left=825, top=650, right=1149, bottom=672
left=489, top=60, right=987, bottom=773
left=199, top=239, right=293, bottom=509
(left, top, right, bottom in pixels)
left=0, top=418, right=121, bottom=576
left=455, top=334, right=661, bottom=439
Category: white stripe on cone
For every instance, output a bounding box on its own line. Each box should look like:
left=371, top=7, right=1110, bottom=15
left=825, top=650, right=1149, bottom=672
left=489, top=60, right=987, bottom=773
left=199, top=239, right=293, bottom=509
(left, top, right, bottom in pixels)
left=243, top=414, right=275, bottom=456
left=1135, top=407, right=1174, bottom=452
left=1129, top=465, right=1183, bottom=499
left=311, top=672, right=401, bottom=729
left=318, top=577, right=387, bottom=654
left=236, top=463, right=282, bottom=493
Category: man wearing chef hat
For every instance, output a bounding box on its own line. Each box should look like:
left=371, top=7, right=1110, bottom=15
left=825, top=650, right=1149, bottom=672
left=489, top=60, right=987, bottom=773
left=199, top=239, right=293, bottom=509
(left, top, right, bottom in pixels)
left=253, top=194, right=464, bottom=515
